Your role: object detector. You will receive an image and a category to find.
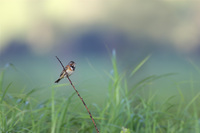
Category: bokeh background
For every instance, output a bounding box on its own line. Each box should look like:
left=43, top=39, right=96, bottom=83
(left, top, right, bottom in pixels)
left=1, top=0, right=200, bottom=106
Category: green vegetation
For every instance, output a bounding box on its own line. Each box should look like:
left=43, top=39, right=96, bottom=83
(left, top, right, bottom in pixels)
left=0, top=54, right=200, bottom=133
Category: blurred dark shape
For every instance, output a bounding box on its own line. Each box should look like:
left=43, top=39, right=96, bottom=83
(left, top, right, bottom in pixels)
left=0, top=40, right=30, bottom=60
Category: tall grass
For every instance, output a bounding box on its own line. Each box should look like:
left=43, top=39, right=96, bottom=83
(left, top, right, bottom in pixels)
left=0, top=54, right=200, bottom=133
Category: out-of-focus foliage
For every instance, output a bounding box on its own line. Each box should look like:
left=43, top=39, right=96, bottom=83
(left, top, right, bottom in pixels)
left=1, top=0, right=200, bottom=54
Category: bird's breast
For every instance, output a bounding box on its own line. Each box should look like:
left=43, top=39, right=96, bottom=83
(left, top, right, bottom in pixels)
left=66, top=69, right=73, bottom=76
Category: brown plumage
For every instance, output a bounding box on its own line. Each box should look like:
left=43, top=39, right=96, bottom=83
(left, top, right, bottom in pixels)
left=55, top=61, right=76, bottom=83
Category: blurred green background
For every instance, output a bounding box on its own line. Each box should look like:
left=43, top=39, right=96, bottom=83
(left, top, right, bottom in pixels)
left=1, top=0, right=200, bottom=101
left=1, top=0, right=200, bottom=129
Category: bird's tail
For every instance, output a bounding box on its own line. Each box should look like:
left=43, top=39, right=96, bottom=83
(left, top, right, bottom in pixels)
left=55, top=78, right=61, bottom=83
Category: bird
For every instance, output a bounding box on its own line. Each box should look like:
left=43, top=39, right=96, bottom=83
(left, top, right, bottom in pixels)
left=55, top=61, right=76, bottom=83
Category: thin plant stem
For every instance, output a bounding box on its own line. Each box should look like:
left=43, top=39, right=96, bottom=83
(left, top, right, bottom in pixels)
left=55, top=56, right=99, bottom=133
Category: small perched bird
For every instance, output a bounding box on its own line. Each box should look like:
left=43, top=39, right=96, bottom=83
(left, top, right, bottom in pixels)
left=55, top=61, right=76, bottom=83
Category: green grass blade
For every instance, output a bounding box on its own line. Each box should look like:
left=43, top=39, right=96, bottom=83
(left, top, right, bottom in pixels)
left=185, top=92, right=200, bottom=110
left=56, top=92, right=76, bottom=133
left=112, top=49, right=119, bottom=79
left=51, top=88, right=56, bottom=133
left=0, top=69, right=5, bottom=92
left=130, top=73, right=177, bottom=94
left=0, top=82, right=12, bottom=103
left=130, top=54, right=151, bottom=77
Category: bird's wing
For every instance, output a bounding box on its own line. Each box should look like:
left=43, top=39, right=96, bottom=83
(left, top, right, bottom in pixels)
left=60, top=70, right=65, bottom=77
